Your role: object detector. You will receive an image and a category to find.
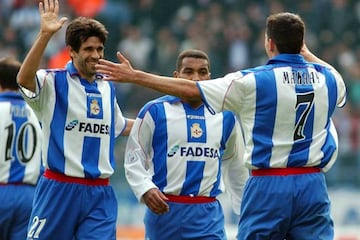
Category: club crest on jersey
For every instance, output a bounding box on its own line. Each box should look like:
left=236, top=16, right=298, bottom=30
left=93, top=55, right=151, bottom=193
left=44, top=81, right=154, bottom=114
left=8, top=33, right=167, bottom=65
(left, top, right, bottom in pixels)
left=190, top=123, right=203, bottom=138
left=87, top=95, right=103, bottom=119
left=90, top=99, right=100, bottom=115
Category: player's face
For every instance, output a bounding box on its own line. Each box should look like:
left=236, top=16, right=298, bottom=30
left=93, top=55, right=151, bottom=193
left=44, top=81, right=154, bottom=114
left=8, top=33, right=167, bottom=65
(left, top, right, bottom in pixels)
left=174, top=57, right=210, bottom=81
left=71, top=36, right=104, bottom=81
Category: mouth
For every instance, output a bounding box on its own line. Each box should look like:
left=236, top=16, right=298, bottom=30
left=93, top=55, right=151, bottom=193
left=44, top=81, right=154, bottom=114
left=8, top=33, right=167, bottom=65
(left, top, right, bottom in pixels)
left=87, top=61, right=98, bottom=69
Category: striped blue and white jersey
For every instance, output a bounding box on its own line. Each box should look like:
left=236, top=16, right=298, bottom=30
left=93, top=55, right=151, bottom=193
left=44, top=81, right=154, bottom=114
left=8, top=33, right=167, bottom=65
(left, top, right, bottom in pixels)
left=0, top=92, right=42, bottom=185
left=125, top=95, right=248, bottom=214
left=19, top=62, right=127, bottom=179
left=197, top=54, right=346, bottom=172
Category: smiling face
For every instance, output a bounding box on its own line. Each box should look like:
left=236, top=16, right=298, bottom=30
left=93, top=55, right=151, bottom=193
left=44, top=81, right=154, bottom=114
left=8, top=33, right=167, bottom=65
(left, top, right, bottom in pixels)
left=70, top=36, right=104, bottom=82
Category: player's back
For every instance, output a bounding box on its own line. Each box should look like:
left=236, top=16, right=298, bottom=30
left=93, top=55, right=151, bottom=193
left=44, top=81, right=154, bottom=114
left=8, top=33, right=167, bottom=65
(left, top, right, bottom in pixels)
left=0, top=92, right=42, bottom=185
left=236, top=55, right=345, bottom=170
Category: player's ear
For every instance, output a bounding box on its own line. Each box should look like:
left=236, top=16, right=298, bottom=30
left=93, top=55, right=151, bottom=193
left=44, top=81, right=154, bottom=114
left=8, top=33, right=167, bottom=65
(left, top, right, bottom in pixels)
left=268, top=38, right=276, bottom=52
left=173, top=71, right=179, bottom=78
left=68, top=46, right=75, bottom=59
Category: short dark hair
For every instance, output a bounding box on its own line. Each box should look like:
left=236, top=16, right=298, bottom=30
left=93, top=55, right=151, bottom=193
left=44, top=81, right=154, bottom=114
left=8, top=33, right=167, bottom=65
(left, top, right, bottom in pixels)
left=266, top=12, right=305, bottom=54
left=176, top=49, right=210, bottom=71
left=65, top=17, right=109, bottom=52
left=0, top=57, right=21, bottom=90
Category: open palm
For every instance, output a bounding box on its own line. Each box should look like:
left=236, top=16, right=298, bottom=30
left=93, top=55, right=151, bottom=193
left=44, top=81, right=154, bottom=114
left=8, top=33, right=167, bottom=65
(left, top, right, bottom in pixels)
left=39, top=0, right=67, bottom=34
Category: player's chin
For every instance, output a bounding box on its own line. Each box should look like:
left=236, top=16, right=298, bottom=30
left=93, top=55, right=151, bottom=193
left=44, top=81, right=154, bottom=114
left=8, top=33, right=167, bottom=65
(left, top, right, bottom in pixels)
left=87, top=66, right=97, bottom=75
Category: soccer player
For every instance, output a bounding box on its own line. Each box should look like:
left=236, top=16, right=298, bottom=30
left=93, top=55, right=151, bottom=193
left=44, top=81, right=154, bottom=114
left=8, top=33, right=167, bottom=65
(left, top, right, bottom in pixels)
left=0, top=57, right=42, bottom=240
left=124, top=49, right=248, bottom=239
left=17, top=0, right=134, bottom=239
left=96, top=12, right=347, bottom=239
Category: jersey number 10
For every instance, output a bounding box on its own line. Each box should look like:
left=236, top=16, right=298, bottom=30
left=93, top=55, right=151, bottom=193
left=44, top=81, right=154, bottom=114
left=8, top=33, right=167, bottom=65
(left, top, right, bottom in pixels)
left=4, top=122, right=38, bottom=163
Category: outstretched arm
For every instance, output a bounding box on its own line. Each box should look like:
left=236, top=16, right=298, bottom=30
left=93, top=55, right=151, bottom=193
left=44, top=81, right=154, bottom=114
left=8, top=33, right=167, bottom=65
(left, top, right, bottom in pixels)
left=17, top=0, right=67, bottom=92
left=96, top=52, right=201, bottom=101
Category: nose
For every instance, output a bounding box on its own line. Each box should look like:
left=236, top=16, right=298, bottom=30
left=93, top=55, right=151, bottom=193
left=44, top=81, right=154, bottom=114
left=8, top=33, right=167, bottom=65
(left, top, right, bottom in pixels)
left=91, top=50, right=101, bottom=59
left=192, top=72, right=201, bottom=81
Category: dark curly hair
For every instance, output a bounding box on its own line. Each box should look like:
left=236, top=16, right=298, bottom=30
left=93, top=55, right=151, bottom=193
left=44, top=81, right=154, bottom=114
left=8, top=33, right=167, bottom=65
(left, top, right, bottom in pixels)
left=65, top=17, right=109, bottom=52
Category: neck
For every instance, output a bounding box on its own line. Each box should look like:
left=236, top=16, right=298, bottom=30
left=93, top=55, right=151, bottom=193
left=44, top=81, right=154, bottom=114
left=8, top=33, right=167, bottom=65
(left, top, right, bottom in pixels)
left=183, top=100, right=203, bottom=108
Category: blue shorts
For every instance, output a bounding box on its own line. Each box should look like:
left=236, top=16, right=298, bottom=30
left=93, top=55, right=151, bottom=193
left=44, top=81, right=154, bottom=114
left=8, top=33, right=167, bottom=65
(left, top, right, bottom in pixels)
left=237, top=172, right=333, bottom=239
left=144, top=200, right=226, bottom=240
left=26, top=175, right=117, bottom=240
left=0, top=184, right=35, bottom=240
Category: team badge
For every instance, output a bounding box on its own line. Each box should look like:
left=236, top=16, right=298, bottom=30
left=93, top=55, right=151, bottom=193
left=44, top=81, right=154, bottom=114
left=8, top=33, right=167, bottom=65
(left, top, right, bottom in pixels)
left=90, top=99, right=100, bottom=115
left=190, top=123, right=203, bottom=138
left=87, top=94, right=103, bottom=119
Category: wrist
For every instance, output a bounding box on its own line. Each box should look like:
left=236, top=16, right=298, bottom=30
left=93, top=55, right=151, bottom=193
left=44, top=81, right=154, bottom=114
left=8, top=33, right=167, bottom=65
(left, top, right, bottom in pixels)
left=39, top=30, right=55, bottom=39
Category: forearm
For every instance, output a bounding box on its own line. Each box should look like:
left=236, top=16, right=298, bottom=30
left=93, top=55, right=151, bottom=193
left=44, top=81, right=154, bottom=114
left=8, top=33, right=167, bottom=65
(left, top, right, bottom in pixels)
left=97, top=52, right=202, bottom=100
left=17, top=32, right=53, bottom=92
left=122, top=118, right=135, bottom=136
left=124, top=119, right=155, bottom=201
left=124, top=153, right=157, bottom=201
left=133, top=70, right=201, bottom=101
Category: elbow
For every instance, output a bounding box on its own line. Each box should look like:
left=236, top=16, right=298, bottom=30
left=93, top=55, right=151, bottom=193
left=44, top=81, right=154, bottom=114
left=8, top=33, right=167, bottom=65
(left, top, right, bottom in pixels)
left=16, top=73, right=24, bottom=86
left=16, top=73, right=35, bottom=92
left=16, top=72, right=27, bottom=88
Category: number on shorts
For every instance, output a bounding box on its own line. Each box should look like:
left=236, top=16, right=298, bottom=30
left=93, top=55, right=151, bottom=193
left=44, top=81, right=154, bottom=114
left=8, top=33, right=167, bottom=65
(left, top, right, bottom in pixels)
left=27, top=216, right=47, bottom=239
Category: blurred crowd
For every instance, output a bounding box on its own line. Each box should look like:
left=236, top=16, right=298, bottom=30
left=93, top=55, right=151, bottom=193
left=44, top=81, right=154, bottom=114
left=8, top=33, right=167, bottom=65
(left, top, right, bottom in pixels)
left=1, top=0, right=360, bottom=187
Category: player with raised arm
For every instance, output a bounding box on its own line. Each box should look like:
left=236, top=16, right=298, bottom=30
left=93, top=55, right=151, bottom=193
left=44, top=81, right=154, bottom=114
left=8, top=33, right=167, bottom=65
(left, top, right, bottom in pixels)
left=96, top=12, right=346, bottom=239
left=17, top=0, right=134, bottom=239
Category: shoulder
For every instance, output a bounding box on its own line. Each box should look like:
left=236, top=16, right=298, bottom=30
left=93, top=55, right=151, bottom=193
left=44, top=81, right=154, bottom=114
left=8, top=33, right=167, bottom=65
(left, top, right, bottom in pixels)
left=240, top=65, right=274, bottom=77
left=310, top=62, right=341, bottom=76
left=138, top=95, right=181, bottom=118
left=36, top=68, right=68, bottom=81
left=38, top=67, right=67, bottom=75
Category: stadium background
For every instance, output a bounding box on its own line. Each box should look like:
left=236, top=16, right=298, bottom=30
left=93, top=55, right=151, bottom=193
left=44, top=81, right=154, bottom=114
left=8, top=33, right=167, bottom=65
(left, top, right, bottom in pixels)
left=1, top=0, right=360, bottom=239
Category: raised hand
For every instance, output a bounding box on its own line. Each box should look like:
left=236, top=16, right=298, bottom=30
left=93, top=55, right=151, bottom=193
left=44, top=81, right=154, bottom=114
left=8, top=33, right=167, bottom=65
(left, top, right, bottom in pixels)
left=96, top=52, right=135, bottom=82
left=39, top=0, right=67, bottom=34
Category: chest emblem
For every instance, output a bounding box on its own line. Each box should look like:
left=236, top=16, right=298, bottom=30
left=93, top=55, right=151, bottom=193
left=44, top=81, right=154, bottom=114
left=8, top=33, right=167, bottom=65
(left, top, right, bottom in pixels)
left=190, top=123, right=203, bottom=138
left=87, top=94, right=103, bottom=119
left=90, top=99, right=101, bottom=115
